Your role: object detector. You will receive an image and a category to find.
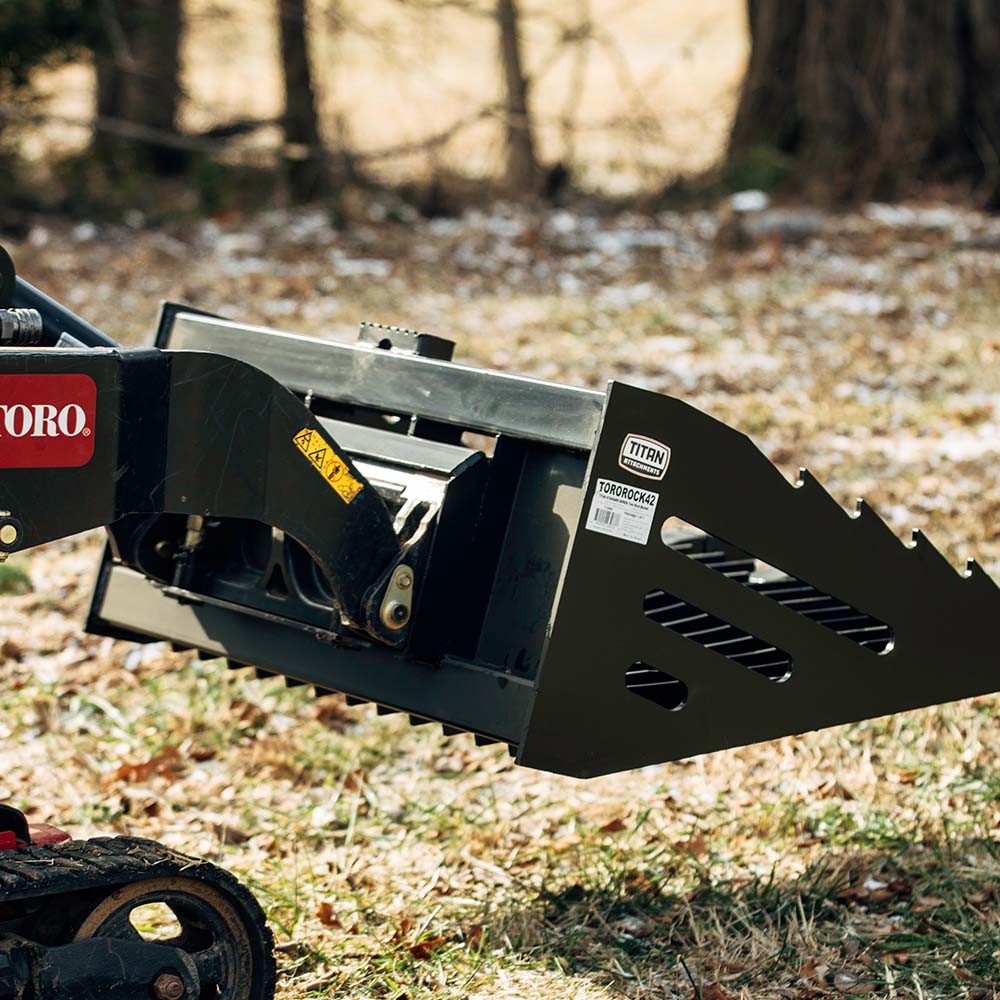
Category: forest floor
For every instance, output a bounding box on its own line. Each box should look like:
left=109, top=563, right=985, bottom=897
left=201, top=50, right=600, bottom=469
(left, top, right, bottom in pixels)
left=3, top=198, right=1000, bottom=999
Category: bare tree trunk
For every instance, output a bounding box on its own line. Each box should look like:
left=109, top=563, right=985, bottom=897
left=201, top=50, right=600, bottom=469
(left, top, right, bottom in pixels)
left=726, top=0, right=1000, bottom=204
left=728, top=0, right=805, bottom=163
left=94, top=0, right=185, bottom=175
left=497, top=0, right=540, bottom=195
left=93, top=50, right=124, bottom=168
left=278, top=0, right=328, bottom=201
left=126, top=0, right=183, bottom=173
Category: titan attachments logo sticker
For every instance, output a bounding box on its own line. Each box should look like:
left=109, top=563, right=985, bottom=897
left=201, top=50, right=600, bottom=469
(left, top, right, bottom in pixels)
left=0, top=374, right=96, bottom=468
left=618, top=433, right=670, bottom=480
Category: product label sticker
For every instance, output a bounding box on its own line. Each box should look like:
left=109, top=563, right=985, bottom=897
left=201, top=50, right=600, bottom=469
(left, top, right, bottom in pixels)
left=585, top=477, right=659, bottom=545
left=618, top=433, right=670, bottom=480
left=293, top=427, right=364, bottom=504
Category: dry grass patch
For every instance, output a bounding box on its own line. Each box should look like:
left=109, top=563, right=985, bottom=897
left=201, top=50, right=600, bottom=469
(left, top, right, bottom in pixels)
left=3, top=201, right=1000, bottom=997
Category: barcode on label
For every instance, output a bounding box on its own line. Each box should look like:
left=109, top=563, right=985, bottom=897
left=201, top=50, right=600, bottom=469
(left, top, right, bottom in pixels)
left=592, top=506, right=621, bottom=529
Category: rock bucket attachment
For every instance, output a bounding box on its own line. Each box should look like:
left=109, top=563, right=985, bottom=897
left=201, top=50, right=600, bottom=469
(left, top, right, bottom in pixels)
left=40, top=309, right=998, bottom=779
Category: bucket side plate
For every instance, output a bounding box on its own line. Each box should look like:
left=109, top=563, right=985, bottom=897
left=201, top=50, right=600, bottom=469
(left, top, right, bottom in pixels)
left=520, top=381, right=1000, bottom=777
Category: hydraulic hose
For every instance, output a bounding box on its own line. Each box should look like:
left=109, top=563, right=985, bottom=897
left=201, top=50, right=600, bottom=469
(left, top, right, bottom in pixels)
left=12, top=276, right=120, bottom=349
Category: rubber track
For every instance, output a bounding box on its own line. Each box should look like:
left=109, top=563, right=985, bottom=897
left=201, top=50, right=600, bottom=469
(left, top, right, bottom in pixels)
left=0, top=837, right=252, bottom=904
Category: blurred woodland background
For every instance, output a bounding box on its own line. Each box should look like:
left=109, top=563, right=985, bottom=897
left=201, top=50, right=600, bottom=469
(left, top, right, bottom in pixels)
left=2, top=0, right=999, bottom=219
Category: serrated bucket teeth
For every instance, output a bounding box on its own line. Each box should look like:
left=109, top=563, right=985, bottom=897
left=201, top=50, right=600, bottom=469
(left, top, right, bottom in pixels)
left=521, top=382, right=1000, bottom=777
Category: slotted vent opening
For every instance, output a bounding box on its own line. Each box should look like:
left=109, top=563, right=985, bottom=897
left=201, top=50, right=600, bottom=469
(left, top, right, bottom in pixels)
left=626, top=661, right=688, bottom=711
left=643, top=591, right=793, bottom=682
left=660, top=518, right=894, bottom=654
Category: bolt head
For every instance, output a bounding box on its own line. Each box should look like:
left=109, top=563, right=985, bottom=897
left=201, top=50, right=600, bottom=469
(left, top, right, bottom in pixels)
left=381, top=599, right=411, bottom=630
left=153, top=973, right=186, bottom=1000
left=0, top=524, right=17, bottom=546
left=396, top=571, right=413, bottom=589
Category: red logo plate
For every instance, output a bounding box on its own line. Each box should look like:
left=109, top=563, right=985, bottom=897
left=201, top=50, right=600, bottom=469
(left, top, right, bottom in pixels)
left=0, top=375, right=97, bottom=468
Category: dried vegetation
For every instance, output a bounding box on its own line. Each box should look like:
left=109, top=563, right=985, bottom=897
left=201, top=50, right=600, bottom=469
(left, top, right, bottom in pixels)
left=3, top=197, right=1000, bottom=998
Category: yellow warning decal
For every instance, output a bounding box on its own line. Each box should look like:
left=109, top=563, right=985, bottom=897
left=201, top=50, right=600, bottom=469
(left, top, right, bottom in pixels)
left=292, top=427, right=364, bottom=504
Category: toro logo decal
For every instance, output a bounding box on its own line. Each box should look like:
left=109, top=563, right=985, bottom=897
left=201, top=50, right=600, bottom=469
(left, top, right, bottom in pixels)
left=618, top=433, right=670, bottom=480
left=0, top=375, right=96, bottom=468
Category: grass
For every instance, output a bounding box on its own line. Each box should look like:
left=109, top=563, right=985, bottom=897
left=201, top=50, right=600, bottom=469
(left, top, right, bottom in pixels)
left=3, top=202, right=1000, bottom=998
left=8, top=557, right=1000, bottom=1000
left=0, top=561, right=32, bottom=595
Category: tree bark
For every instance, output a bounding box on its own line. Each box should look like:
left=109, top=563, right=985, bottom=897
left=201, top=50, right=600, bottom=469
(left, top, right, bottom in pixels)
left=93, top=50, right=124, bottom=168
left=94, top=0, right=185, bottom=175
left=497, top=0, right=540, bottom=194
left=277, top=0, right=328, bottom=201
left=726, top=0, right=1000, bottom=204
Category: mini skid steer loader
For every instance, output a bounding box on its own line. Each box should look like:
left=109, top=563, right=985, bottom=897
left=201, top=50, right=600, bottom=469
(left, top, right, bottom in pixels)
left=0, top=242, right=997, bottom=998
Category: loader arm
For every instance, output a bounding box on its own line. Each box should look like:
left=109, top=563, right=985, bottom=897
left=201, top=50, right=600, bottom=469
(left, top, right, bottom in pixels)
left=0, top=345, right=402, bottom=636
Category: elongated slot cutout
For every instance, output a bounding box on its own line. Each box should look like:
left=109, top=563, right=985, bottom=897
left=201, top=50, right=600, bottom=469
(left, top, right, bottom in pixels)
left=643, top=590, right=793, bottom=681
left=625, top=661, right=688, bottom=711
left=660, top=518, right=894, bottom=654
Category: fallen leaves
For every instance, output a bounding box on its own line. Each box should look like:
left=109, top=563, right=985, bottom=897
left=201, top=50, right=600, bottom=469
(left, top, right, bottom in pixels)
left=5, top=203, right=1000, bottom=1000
left=0, top=638, right=23, bottom=661
left=835, top=874, right=910, bottom=904
left=385, top=917, right=453, bottom=961
left=407, top=934, right=451, bottom=961
left=599, top=816, right=629, bottom=833
left=111, top=745, right=185, bottom=784
left=684, top=983, right=735, bottom=1000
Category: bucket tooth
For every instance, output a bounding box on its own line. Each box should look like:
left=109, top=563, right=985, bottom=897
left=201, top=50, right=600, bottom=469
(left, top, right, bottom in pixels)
left=284, top=677, right=307, bottom=688
left=474, top=734, right=499, bottom=747
left=376, top=704, right=397, bottom=716
left=345, top=695, right=367, bottom=707
left=441, top=725, right=462, bottom=737
left=964, top=558, right=998, bottom=592
left=909, top=529, right=960, bottom=578
left=795, top=468, right=847, bottom=518
left=409, top=714, right=432, bottom=727
left=254, top=667, right=276, bottom=680
left=226, top=659, right=251, bottom=671
left=313, top=686, right=337, bottom=698
left=852, top=499, right=902, bottom=549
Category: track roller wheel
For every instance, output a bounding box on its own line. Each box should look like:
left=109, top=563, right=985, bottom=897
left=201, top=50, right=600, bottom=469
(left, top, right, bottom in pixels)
left=72, top=874, right=276, bottom=1000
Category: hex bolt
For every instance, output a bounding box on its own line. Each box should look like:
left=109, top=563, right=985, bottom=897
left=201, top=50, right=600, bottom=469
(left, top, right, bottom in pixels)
left=390, top=602, right=410, bottom=625
left=0, top=524, right=17, bottom=547
left=153, top=973, right=186, bottom=1000
left=395, top=570, right=413, bottom=590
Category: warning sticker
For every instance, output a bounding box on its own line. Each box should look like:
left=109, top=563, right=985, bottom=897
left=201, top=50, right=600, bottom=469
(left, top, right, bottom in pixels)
left=292, top=427, right=364, bottom=504
left=585, top=477, right=659, bottom=545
